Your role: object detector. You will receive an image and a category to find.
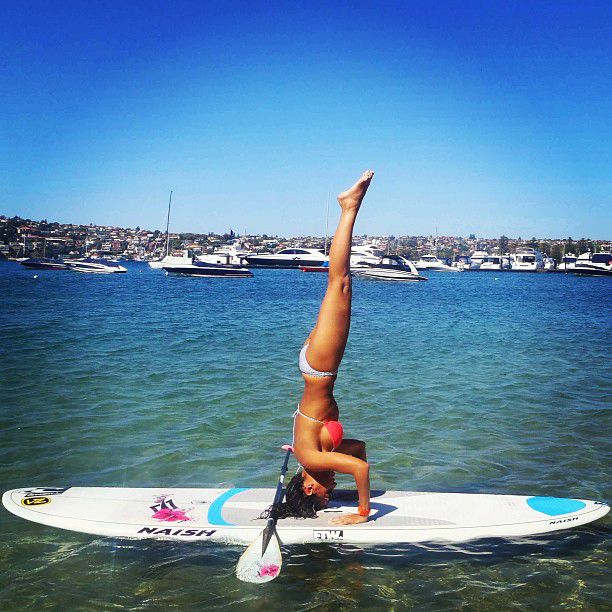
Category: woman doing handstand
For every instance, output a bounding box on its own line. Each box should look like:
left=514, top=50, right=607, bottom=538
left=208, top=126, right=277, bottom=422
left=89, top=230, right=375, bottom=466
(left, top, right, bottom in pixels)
left=276, top=170, right=374, bottom=526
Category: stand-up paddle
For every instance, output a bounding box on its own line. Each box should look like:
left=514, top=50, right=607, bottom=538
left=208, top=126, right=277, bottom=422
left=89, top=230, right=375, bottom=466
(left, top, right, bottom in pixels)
left=235, top=445, right=293, bottom=583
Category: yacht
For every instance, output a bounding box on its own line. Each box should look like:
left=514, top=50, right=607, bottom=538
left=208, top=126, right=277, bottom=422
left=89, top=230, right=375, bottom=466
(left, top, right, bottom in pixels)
left=413, top=253, right=458, bottom=272
left=151, top=249, right=250, bottom=270
left=149, top=190, right=176, bottom=268
left=572, top=252, right=612, bottom=277
left=350, top=244, right=384, bottom=268
left=211, top=240, right=253, bottom=265
left=451, top=256, right=471, bottom=271
left=511, top=248, right=544, bottom=272
left=352, top=255, right=427, bottom=282
left=435, top=262, right=463, bottom=272
left=557, top=254, right=577, bottom=272
left=197, top=252, right=245, bottom=266
left=479, top=255, right=511, bottom=271
left=163, top=260, right=253, bottom=278
left=243, top=248, right=327, bottom=269
left=468, top=250, right=489, bottom=270
left=149, top=250, right=192, bottom=269
left=18, top=238, right=68, bottom=269
left=66, top=258, right=127, bottom=274
left=542, top=254, right=556, bottom=271
left=20, top=258, right=68, bottom=270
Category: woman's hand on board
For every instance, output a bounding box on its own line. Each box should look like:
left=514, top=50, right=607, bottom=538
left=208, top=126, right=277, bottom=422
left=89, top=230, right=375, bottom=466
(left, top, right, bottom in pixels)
left=329, top=513, right=369, bottom=526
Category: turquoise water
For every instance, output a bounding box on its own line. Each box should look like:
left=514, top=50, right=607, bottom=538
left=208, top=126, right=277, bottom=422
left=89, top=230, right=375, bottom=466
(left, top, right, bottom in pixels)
left=1, top=261, right=610, bottom=610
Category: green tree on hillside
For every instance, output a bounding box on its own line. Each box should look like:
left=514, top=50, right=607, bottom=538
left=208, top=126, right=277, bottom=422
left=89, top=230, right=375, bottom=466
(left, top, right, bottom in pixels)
left=576, top=238, right=595, bottom=255
left=550, top=244, right=561, bottom=262
left=499, top=235, right=509, bottom=254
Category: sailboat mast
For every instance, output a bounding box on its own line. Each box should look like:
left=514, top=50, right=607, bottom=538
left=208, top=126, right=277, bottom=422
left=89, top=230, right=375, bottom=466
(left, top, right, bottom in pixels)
left=435, top=223, right=438, bottom=256
left=165, top=190, right=173, bottom=257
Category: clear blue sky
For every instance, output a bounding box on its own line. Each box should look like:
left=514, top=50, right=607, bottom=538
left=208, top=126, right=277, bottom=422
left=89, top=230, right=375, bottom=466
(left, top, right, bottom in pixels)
left=2, top=1, right=610, bottom=239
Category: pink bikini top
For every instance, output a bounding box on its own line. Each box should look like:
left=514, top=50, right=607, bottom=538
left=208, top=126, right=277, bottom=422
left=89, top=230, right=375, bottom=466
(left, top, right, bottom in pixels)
left=293, top=406, right=344, bottom=450
left=322, top=419, right=344, bottom=449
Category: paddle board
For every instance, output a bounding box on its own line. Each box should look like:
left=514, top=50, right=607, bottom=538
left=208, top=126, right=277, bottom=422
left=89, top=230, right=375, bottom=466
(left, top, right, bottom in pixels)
left=3, top=487, right=608, bottom=545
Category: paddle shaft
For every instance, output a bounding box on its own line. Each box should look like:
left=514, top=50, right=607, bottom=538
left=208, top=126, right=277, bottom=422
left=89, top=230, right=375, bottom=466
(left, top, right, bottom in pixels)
left=261, top=447, right=292, bottom=555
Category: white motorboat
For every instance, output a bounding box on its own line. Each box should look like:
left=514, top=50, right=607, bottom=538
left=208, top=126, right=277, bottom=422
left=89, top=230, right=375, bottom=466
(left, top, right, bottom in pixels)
left=478, top=256, right=501, bottom=271
left=435, top=263, right=463, bottom=272
left=66, top=258, right=127, bottom=274
left=152, top=249, right=250, bottom=270
left=511, top=248, right=544, bottom=272
left=149, top=250, right=192, bottom=269
left=542, top=254, right=556, bottom=271
left=350, top=244, right=384, bottom=268
left=163, top=260, right=253, bottom=278
left=211, top=240, right=253, bottom=265
left=572, top=252, right=612, bottom=277
left=414, top=253, right=458, bottom=272
left=451, top=256, right=471, bottom=271
left=468, top=250, right=489, bottom=270
left=20, top=258, right=68, bottom=270
left=151, top=248, right=242, bottom=269
left=352, top=255, right=427, bottom=282
left=243, top=248, right=327, bottom=269
left=479, top=255, right=511, bottom=271
left=557, top=254, right=577, bottom=272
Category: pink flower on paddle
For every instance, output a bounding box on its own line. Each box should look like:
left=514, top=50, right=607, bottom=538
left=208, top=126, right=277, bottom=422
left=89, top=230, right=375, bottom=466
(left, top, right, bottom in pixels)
left=258, top=564, right=279, bottom=578
left=152, top=507, right=191, bottom=522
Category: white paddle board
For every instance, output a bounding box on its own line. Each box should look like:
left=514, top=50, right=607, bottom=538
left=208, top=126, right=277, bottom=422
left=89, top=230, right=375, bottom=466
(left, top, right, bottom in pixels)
left=3, top=486, right=608, bottom=545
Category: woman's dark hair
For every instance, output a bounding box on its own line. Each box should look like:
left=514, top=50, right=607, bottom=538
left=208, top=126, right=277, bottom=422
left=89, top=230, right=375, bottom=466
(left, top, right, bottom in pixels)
left=259, top=471, right=323, bottom=520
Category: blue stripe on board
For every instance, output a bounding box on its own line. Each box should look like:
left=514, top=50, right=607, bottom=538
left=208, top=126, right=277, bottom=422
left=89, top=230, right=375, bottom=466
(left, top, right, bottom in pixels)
left=527, top=496, right=586, bottom=516
left=207, top=488, right=249, bottom=526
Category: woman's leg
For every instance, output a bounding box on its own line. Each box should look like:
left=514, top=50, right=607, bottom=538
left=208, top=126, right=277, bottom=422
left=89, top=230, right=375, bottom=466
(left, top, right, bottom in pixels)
left=305, top=170, right=374, bottom=372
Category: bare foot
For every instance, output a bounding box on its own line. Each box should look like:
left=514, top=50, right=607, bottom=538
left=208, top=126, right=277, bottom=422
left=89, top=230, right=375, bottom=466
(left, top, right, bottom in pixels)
left=337, top=170, right=374, bottom=213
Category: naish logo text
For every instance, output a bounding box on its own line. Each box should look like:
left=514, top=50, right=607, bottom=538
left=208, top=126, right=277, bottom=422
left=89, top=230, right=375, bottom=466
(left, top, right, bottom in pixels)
left=549, top=517, right=579, bottom=525
left=138, top=527, right=216, bottom=537
left=313, top=529, right=344, bottom=540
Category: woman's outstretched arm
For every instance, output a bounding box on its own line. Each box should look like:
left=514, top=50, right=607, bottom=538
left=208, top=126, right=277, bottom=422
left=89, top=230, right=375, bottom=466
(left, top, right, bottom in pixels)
left=295, top=448, right=371, bottom=524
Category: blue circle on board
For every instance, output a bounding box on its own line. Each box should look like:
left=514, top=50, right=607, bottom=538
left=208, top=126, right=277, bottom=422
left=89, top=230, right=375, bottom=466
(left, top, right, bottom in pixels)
left=527, top=496, right=586, bottom=516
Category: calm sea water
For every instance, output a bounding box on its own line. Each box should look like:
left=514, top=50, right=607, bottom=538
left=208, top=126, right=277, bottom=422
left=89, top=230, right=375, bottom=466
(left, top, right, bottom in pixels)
left=1, top=260, right=610, bottom=610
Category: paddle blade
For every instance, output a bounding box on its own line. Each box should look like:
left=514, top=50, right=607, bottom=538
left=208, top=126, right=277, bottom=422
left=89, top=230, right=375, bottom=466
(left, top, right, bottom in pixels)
left=236, top=528, right=283, bottom=584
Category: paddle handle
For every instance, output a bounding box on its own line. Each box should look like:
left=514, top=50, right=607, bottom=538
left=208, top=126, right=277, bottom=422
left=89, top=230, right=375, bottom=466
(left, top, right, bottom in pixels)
left=272, top=446, right=293, bottom=508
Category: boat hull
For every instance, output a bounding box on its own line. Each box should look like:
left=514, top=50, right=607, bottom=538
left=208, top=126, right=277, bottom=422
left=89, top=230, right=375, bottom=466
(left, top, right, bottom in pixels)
left=20, top=259, right=68, bottom=270
left=67, top=265, right=127, bottom=273
left=353, top=270, right=426, bottom=282
left=573, top=266, right=612, bottom=277
left=66, top=258, right=127, bottom=273
left=244, top=258, right=326, bottom=269
left=163, top=264, right=253, bottom=278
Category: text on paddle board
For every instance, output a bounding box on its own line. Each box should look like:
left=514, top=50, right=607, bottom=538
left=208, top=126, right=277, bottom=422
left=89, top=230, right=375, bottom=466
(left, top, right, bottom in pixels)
left=313, top=530, right=344, bottom=540
left=137, top=527, right=216, bottom=537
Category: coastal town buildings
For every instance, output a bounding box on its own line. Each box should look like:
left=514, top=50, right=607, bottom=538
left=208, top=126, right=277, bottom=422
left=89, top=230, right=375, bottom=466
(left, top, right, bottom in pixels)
left=0, top=215, right=607, bottom=263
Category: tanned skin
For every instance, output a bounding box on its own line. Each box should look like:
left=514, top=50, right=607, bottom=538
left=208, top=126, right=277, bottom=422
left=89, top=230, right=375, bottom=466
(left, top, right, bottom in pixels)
left=293, top=170, right=374, bottom=526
